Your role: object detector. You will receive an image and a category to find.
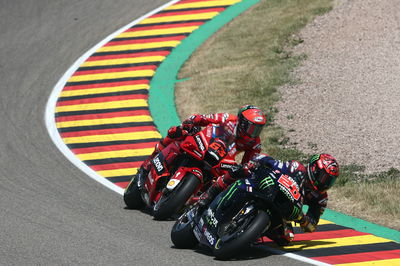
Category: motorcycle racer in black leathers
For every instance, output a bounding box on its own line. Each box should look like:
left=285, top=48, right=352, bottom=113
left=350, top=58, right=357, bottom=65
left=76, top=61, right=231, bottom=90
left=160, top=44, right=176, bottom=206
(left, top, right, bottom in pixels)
left=199, top=153, right=339, bottom=246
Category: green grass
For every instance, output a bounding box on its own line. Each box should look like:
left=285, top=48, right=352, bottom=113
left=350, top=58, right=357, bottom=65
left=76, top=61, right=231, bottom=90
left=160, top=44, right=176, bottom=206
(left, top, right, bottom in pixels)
left=174, top=0, right=399, bottom=229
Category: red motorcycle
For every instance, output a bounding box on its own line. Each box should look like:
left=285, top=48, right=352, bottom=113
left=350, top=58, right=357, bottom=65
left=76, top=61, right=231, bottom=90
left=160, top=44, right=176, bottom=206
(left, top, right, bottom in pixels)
left=123, top=127, right=238, bottom=220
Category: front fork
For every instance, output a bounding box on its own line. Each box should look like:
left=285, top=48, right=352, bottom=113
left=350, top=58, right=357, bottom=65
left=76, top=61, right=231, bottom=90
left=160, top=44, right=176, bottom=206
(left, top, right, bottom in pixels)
left=220, top=202, right=258, bottom=236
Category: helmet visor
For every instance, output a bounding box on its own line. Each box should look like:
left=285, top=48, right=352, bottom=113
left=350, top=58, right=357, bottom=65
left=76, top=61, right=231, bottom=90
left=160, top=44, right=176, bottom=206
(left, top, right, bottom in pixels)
left=314, top=168, right=336, bottom=192
left=247, top=123, right=264, bottom=138
left=239, top=119, right=264, bottom=138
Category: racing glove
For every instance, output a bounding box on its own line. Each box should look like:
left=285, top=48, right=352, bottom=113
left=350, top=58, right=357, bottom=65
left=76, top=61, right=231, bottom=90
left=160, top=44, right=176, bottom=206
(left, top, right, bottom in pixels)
left=299, top=215, right=317, bottom=233
left=245, top=158, right=260, bottom=171
left=229, top=164, right=245, bottom=179
left=181, top=119, right=194, bottom=131
left=167, top=126, right=188, bottom=139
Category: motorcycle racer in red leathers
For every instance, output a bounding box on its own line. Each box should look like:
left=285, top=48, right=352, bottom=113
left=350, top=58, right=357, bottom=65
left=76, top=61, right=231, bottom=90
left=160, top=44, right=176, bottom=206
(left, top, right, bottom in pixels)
left=200, top=153, right=339, bottom=246
left=135, top=105, right=267, bottom=189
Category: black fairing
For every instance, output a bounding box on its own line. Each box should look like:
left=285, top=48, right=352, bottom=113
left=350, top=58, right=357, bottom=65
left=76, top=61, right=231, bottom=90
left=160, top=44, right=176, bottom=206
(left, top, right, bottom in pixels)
left=203, top=167, right=303, bottom=238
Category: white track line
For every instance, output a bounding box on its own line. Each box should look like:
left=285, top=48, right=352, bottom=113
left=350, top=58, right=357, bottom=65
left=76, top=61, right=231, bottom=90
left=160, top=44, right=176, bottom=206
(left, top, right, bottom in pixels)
left=44, top=1, right=332, bottom=265
left=260, top=246, right=331, bottom=266
left=44, top=0, right=180, bottom=196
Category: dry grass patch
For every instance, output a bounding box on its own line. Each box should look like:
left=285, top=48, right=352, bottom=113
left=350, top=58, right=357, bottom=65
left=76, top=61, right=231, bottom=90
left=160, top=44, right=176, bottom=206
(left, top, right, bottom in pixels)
left=330, top=181, right=400, bottom=230
left=330, top=168, right=400, bottom=230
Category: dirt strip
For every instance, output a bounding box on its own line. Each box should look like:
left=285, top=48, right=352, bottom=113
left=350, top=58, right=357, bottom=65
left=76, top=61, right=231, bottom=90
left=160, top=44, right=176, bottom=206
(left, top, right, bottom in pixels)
left=275, top=0, right=400, bottom=173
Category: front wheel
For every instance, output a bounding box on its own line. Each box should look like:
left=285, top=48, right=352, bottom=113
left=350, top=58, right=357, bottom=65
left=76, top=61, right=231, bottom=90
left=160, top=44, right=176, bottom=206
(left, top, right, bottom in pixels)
left=170, top=210, right=198, bottom=249
left=153, top=173, right=200, bottom=220
left=213, top=210, right=270, bottom=260
left=123, top=175, right=145, bottom=209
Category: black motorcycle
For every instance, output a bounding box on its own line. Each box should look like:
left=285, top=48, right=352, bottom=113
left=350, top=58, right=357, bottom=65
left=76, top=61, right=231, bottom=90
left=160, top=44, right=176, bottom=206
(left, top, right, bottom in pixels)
left=170, top=167, right=304, bottom=260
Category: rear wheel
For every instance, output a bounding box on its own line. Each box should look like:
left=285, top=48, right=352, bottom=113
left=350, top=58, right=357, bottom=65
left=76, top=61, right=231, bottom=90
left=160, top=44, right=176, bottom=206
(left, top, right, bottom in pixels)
left=153, top=173, right=200, bottom=220
left=123, top=175, right=145, bottom=209
left=170, top=210, right=198, bottom=249
left=213, top=210, right=270, bottom=260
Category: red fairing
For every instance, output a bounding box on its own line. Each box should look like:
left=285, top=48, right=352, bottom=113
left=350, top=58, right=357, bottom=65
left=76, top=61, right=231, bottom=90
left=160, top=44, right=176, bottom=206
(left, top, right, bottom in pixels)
left=170, top=167, right=203, bottom=182
left=141, top=126, right=238, bottom=208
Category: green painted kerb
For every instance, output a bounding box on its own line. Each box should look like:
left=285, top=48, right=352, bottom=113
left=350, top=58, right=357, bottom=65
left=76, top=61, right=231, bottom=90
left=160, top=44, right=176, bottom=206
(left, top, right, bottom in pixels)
left=322, top=209, right=399, bottom=243
left=148, top=0, right=400, bottom=244
left=149, top=0, right=260, bottom=137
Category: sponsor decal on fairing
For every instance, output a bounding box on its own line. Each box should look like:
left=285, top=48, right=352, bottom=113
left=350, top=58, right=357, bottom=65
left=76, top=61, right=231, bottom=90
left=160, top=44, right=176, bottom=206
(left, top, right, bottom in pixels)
left=203, top=228, right=216, bottom=246
left=195, top=134, right=205, bottom=151
left=166, top=179, right=181, bottom=190
left=191, top=169, right=203, bottom=179
left=193, top=226, right=202, bottom=241
left=193, top=150, right=203, bottom=158
left=153, top=156, right=164, bottom=174
left=245, top=178, right=253, bottom=192
left=206, top=208, right=218, bottom=227
left=220, top=163, right=237, bottom=170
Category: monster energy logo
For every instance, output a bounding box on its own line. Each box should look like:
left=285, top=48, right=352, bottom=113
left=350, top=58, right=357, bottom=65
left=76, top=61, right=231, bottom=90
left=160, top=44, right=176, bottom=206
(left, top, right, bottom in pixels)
left=216, top=180, right=241, bottom=210
left=260, top=176, right=274, bottom=190
left=206, top=209, right=218, bottom=227
left=289, top=206, right=301, bottom=220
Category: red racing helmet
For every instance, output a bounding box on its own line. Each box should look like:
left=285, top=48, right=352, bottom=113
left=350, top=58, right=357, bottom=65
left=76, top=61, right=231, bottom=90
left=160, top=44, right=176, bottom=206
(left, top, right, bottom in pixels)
left=237, top=105, right=267, bottom=138
left=307, top=154, right=339, bottom=193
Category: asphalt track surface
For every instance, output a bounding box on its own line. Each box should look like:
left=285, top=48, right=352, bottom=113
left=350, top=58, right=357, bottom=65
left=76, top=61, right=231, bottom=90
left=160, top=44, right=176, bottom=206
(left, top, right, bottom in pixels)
left=0, top=1, right=308, bottom=265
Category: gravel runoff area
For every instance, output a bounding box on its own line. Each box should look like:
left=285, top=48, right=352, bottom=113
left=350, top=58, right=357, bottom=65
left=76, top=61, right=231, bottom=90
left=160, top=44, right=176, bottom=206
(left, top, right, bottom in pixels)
left=275, top=0, right=400, bottom=173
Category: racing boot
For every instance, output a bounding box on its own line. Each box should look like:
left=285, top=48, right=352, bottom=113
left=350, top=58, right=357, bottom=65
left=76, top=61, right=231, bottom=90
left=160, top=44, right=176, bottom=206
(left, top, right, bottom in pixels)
left=264, top=222, right=294, bottom=246
left=197, top=172, right=235, bottom=210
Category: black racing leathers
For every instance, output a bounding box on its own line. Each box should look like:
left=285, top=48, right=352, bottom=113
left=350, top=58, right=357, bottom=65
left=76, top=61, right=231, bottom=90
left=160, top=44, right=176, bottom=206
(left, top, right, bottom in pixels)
left=249, top=154, right=328, bottom=232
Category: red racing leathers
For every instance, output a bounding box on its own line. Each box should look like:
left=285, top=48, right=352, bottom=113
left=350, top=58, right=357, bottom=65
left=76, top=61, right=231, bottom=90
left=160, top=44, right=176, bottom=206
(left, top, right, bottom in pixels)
left=181, top=113, right=262, bottom=164
left=141, top=113, right=262, bottom=175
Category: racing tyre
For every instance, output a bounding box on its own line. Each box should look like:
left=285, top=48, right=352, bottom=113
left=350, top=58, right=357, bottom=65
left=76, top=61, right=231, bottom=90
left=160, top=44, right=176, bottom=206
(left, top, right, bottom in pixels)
left=123, top=175, right=145, bottom=209
left=153, top=173, right=200, bottom=220
left=213, top=210, right=270, bottom=260
left=171, top=212, right=198, bottom=249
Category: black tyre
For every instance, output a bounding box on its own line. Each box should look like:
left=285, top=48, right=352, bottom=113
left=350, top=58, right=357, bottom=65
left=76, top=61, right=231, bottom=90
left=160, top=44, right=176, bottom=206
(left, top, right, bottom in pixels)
left=123, top=175, right=145, bottom=209
left=213, top=210, right=270, bottom=260
left=170, top=212, right=198, bottom=249
left=153, top=173, right=200, bottom=220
